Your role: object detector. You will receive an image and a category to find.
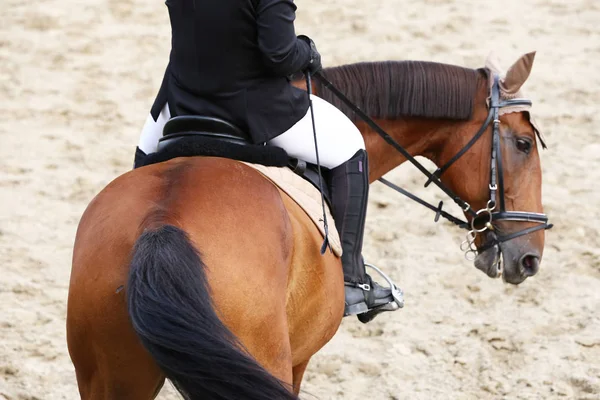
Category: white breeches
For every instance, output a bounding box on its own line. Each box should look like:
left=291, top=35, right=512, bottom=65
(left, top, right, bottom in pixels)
left=137, top=103, right=172, bottom=154
left=137, top=95, right=364, bottom=169
left=268, top=95, right=365, bottom=168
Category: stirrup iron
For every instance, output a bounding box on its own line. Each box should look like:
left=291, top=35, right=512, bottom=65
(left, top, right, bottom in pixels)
left=365, top=263, right=404, bottom=309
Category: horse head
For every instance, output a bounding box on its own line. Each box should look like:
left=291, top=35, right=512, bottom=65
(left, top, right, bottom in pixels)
left=435, top=52, right=550, bottom=284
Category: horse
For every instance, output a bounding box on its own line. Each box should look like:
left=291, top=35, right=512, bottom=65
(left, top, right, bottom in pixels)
left=66, top=52, right=550, bottom=399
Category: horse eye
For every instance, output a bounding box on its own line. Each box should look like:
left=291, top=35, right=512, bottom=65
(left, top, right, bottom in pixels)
left=516, top=138, right=532, bottom=154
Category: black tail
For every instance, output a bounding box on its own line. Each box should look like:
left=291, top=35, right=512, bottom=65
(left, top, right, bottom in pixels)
left=127, top=225, right=297, bottom=400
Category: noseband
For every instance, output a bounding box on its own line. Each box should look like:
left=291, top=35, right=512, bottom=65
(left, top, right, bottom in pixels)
left=314, top=72, right=553, bottom=261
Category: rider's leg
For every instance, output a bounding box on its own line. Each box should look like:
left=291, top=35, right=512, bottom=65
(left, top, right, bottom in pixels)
left=268, top=95, right=400, bottom=321
left=133, top=103, right=171, bottom=169
left=267, top=96, right=363, bottom=169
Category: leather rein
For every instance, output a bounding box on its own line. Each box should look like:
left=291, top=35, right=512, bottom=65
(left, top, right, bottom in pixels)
left=313, top=72, right=553, bottom=261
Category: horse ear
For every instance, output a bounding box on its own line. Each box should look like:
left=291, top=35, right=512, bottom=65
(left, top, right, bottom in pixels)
left=502, top=51, right=536, bottom=94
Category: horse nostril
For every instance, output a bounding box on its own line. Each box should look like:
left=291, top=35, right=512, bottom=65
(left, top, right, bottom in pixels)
left=520, top=254, right=540, bottom=277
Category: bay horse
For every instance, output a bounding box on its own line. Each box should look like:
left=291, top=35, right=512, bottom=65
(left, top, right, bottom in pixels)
left=66, top=52, right=550, bottom=399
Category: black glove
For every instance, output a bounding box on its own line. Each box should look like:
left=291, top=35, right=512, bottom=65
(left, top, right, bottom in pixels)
left=297, top=35, right=322, bottom=75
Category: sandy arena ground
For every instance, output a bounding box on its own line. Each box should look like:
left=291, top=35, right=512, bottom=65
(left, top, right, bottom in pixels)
left=1, top=0, right=599, bottom=399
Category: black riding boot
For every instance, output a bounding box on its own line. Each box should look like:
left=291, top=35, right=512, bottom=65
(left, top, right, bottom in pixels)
left=328, top=150, right=402, bottom=323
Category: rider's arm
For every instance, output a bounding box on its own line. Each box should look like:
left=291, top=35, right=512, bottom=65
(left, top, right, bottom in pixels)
left=255, top=0, right=312, bottom=76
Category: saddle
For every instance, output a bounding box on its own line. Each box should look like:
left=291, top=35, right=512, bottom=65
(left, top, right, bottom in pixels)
left=139, top=115, right=332, bottom=207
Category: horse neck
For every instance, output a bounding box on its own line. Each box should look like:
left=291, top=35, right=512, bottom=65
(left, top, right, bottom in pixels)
left=359, top=117, right=464, bottom=183
left=302, top=65, right=489, bottom=182
left=359, top=77, right=489, bottom=183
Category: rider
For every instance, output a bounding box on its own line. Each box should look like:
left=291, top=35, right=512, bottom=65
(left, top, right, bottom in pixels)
left=134, top=0, right=398, bottom=321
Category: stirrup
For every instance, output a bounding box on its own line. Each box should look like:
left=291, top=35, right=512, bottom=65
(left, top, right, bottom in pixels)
left=365, top=263, right=404, bottom=310
left=351, top=264, right=404, bottom=323
left=344, top=263, right=405, bottom=317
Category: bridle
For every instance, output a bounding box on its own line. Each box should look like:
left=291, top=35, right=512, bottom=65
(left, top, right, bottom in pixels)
left=314, top=72, right=553, bottom=262
left=424, top=75, right=552, bottom=261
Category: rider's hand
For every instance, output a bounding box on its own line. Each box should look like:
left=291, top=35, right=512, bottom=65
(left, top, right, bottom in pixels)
left=297, top=35, right=322, bottom=75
